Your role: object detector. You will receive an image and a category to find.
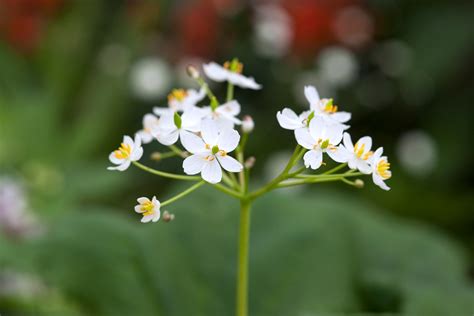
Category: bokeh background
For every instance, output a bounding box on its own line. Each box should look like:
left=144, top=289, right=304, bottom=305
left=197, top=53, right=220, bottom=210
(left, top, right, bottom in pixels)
left=1, top=0, right=474, bottom=315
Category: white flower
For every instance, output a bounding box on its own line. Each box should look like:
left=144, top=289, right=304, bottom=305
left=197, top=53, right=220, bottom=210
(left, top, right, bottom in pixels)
left=203, top=60, right=262, bottom=90
left=136, top=114, right=160, bottom=144
left=276, top=108, right=310, bottom=130
left=134, top=196, right=161, bottom=223
left=242, top=115, right=254, bottom=133
left=155, top=109, right=204, bottom=146
left=108, top=135, right=143, bottom=171
left=201, top=100, right=242, bottom=131
left=304, top=85, right=351, bottom=128
left=295, top=117, right=344, bottom=170
left=181, top=119, right=243, bottom=184
left=370, top=147, right=391, bottom=191
left=153, top=88, right=206, bottom=116
left=331, top=133, right=374, bottom=174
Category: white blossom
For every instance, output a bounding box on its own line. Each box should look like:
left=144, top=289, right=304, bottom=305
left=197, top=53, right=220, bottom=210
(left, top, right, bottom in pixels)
left=155, top=109, right=204, bottom=146
left=153, top=88, right=206, bottom=116
left=136, top=114, right=160, bottom=144
left=295, top=117, right=344, bottom=170
left=135, top=196, right=161, bottom=223
left=181, top=119, right=243, bottom=184
left=108, top=135, right=143, bottom=171
left=201, top=100, right=242, bottom=131
left=370, top=147, right=391, bottom=191
left=203, top=60, right=261, bottom=90
left=331, top=133, right=374, bottom=174
left=304, top=85, right=351, bottom=128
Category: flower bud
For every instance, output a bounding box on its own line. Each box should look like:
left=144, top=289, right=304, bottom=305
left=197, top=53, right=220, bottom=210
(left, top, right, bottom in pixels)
left=150, top=152, right=162, bottom=161
left=244, top=156, right=256, bottom=169
left=186, top=65, right=200, bottom=79
left=162, top=211, right=175, bottom=222
left=354, top=179, right=364, bottom=189
left=241, top=115, right=254, bottom=133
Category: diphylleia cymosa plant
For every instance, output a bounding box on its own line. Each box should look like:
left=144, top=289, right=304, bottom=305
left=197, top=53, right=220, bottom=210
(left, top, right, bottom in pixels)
left=108, top=58, right=392, bottom=316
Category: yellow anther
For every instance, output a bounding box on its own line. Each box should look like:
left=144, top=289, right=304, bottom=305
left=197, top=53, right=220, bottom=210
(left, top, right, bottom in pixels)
left=168, top=89, right=188, bottom=102
left=377, top=159, right=391, bottom=179
left=205, top=144, right=211, bottom=150
left=205, top=155, right=215, bottom=161
left=322, top=99, right=338, bottom=113
left=141, top=201, right=155, bottom=216
left=218, top=150, right=227, bottom=157
left=354, top=142, right=366, bottom=158
left=114, top=143, right=131, bottom=159
left=224, top=60, right=243, bottom=74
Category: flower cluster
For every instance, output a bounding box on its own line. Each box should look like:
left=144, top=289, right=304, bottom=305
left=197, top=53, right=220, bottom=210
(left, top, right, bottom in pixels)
left=277, top=85, right=391, bottom=190
left=108, top=58, right=391, bottom=224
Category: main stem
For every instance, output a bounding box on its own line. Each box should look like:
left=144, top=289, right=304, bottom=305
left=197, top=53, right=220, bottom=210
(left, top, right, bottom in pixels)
left=236, top=199, right=251, bottom=316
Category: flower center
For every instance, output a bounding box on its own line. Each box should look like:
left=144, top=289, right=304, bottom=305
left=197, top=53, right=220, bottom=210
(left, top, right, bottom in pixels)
left=377, top=159, right=391, bottom=179
left=114, top=143, right=131, bottom=159
left=141, top=201, right=155, bottom=216
left=224, top=58, right=243, bottom=74
left=321, top=99, right=338, bottom=113
left=314, top=138, right=331, bottom=150
left=354, top=143, right=373, bottom=160
left=168, top=89, right=188, bottom=102
left=212, top=145, right=219, bottom=155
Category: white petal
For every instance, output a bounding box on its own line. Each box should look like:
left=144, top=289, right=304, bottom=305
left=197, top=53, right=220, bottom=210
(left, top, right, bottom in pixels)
left=152, top=211, right=161, bottom=222
left=201, top=158, right=222, bottom=184
left=276, top=108, right=304, bottom=130
left=356, top=136, right=372, bottom=152
left=343, top=133, right=354, bottom=151
left=157, top=129, right=179, bottom=146
left=303, top=150, right=323, bottom=170
left=130, top=145, right=143, bottom=161
left=143, top=114, right=159, bottom=127
left=304, top=85, right=320, bottom=107
left=354, top=159, right=372, bottom=174
left=107, top=160, right=131, bottom=171
left=153, top=107, right=173, bottom=116
left=217, top=129, right=240, bottom=152
left=373, top=173, right=390, bottom=191
left=201, top=118, right=219, bottom=145
left=326, top=146, right=350, bottom=163
left=217, top=155, right=243, bottom=172
left=123, top=135, right=134, bottom=147
left=294, top=128, right=315, bottom=149
left=214, top=117, right=236, bottom=131
left=326, top=124, right=344, bottom=145
left=109, top=152, right=123, bottom=165
left=228, top=72, right=262, bottom=89
left=141, top=214, right=154, bottom=223
left=183, top=154, right=207, bottom=175
left=137, top=197, right=150, bottom=204
left=181, top=108, right=204, bottom=132
left=180, top=130, right=206, bottom=154
left=331, top=111, right=351, bottom=123
left=371, top=147, right=384, bottom=165
left=216, top=100, right=241, bottom=116
left=134, top=205, right=144, bottom=213
left=137, top=130, right=153, bottom=144
left=203, top=62, right=229, bottom=81
left=308, top=116, right=326, bottom=139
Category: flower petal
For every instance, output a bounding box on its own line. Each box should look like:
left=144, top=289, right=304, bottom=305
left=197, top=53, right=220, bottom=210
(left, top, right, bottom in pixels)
left=201, top=118, right=219, bottom=145
left=183, top=154, right=207, bottom=175
left=228, top=73, right=262, bottom=89
left=356, top=136, right=372, bottom=152
left=304, top=85, right=320, bottom=107
left=343, top=132, right=354, bottom=151
left=203, top=62, right=228, bottom=81
left=180, top=130, right=206, bottom=154
left=130, top=145, right=143, bottom=161
left=217, top=128, right=240, bottom=152
left=331, top=111, right=351, bottom=123
left=216, top=100, right=241, bottom=116
left=373, top=173, right=390, bottom=191
left=157, top=129, right=179, bottom=146
left=303, top=150, right=323, bottom=170
left=201, top=158, right=222, bottom=183
left=276, top=108, right=304, bottom=130
left=295, top=127, right=315, bottom=149
left=217, top=155, right=243, bottom=172
left=109, top=152, right=123, bottom=165
left=107, top=160, right=131, bottom=171
left=354, top=159, right=372, bottom=174
left=326, top=146, right=349, bottom=163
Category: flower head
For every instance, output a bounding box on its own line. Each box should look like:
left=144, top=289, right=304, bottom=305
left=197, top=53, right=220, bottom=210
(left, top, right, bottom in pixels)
left=108, top=135, right=143, bottom=171
left=135, top=196, right=161, bottom=223
left=181, top=119, right=243, bottom=183
left=153, top=87, right=206, bottom=116
left=304, top=85, right=351, bottom=128
left=242, top=115, right=255, bottom=133
left=203, top=59, right=262, bottom=90
left=201, top=100, right=242, bottom=131
left=295, top=117, right=344, bottom=169
left=370, top=147, right=391, bottom=191
left=331, top=133, right=374, bottom=174
left=155, top=108, right=204, bottom=146
left=137, top=114, right=160, bottom=144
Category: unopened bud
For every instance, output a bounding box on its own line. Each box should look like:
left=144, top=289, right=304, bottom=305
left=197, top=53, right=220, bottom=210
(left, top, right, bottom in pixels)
left=150, top=152, right=162, bottom=161
left=186, top=65, right=200, bottom=79
left=241, top=115, right=254, bottom=133
left=244, top=156, right=256, bottom=169
left=162, top=211, right=175, bottom=222
left=354, top=179, right=364, bottom=189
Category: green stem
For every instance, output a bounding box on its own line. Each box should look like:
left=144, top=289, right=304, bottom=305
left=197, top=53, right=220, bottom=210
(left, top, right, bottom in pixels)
left=169, top=145, right=187, bottom=158
left=322, top=163, right=347, bottom=175
left=133, top=161, right=199, bottom=181
left=227, top=82, right=234, bottom=102
left=196, top=77, right=218, bottom=102
left=236, top=200, right=251, bottom=316
left=212, top=183, right=243, bottom=199
left=161, top=181, right=205, bottom=207
left=280, top=172, right=364, bottom=187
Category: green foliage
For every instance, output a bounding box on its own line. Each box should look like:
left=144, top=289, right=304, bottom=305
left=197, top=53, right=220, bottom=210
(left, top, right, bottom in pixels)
left=4, top=187, right=471, bottom=315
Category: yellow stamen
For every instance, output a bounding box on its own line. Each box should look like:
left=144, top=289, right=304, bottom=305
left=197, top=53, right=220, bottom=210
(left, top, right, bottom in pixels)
left=377, top=159, right=391, bottom=179
left=218, top=150, right=227, bottom=157
left=322, top=99, right=338, bottom=113
left=205, top=155, right=215, bottom=161
left=168, top=89, right=188, bottom=102
left=141, top=201, right=155, bottom=216
left=114, top=143, right=131, bottom=159
left=223, top=60, right=243, bottom=74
